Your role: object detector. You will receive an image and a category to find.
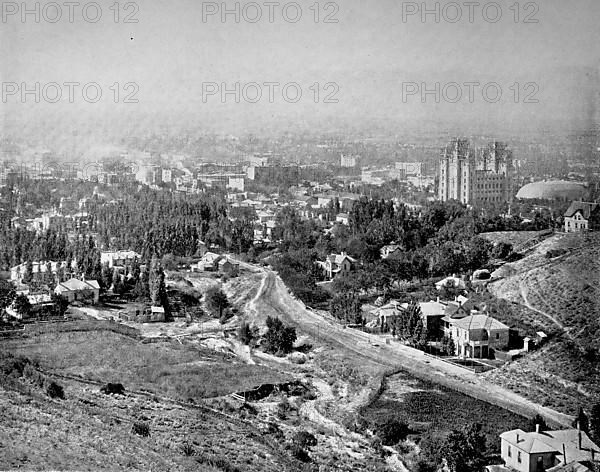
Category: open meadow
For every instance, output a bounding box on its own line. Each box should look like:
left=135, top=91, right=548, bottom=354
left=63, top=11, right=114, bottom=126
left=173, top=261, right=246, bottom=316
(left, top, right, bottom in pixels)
left=0, top=330, right=289, bottom=399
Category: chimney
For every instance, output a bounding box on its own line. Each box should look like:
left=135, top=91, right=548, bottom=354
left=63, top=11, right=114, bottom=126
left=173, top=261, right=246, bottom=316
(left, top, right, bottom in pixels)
left=536, top=424, right=540, bottom=433
left=516, top=433, right=520, bottom=443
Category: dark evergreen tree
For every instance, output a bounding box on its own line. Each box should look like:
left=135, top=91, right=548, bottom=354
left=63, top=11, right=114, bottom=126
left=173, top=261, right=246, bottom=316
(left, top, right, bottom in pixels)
left=22, top=260, right=34, bottom=285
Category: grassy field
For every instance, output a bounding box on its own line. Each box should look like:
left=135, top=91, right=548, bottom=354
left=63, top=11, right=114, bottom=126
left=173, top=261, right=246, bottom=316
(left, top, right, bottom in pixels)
left=0, top=330, right=288, bottom=399
left=363, top=370, right=530, bottom=454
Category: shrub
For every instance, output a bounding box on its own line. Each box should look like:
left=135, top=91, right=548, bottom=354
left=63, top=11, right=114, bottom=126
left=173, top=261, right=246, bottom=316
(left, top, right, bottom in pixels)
left=293, top=431, right=317, bottom=449
left=300, top=390, right=317, bottom=401
left=263, top=316, right=297, bottom=355
left=414, top=459, right=438, bottom=472
left=100, top=383, right=125, bottom=395
left=132, top=421, right=151, bottom=437
left=290, top=444, right=311, bottom=462
left=373, top=418, right=410, bottom=446
left=46, top=381, right=65, bottom=399
left=238, top=321, right=259, bottom=346
left=369, top=437, right=384, bottom=457
left=205, top=287, right=230, bottom=318
left=263, top=422, right=284, bottom=438
left=0, top=354, right=30, bottom=378
left=23, top=363, right=46, bottom=388
left=180, top=440, right=196, bottom=456
left=240, top=402, right=257, bottom=416
left=277, top=398, right=290, bottom=419
left=195, top=452, right=242, bottom=472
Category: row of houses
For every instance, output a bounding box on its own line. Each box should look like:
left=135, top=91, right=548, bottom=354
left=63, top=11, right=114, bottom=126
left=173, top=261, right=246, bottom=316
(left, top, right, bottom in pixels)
left=12, top=211, right=90, bottom=234
left=6, top=250, right=141, bottom=318
left=9, top=251, right=143, bottom=285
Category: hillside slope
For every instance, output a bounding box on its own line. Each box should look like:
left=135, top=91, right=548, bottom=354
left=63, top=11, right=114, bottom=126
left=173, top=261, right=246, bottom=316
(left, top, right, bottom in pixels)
left=485, top=232, right=600, bottom=414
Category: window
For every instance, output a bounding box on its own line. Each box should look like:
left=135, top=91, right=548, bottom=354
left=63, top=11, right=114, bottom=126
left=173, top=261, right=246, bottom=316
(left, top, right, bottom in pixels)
left=508, top=446, right=512, bottom=457
left=517, top=451, right=522, bottom=463
left=496, top=333, right=500, bottom=339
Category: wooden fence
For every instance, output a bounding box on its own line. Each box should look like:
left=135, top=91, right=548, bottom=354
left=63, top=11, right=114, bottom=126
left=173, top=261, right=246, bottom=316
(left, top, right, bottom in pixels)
left=0, top=319, right=140, bottom=340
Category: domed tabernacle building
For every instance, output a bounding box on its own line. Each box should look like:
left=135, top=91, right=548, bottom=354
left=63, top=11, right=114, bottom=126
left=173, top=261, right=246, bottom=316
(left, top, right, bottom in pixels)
left=515, top=180, right=587, bottom=201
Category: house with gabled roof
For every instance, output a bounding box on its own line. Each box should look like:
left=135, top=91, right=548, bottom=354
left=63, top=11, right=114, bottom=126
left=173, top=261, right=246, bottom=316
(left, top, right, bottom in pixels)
left=197, top=252, right=223, bottom=271
left=486, top=425, right=600, bottom=472
left=564, top=201, right=600, bottom=232
left=369, top=300, right=405, bottom=327
left=54, top=278, right=100, bottom=304
left=316, top=252, right=357, bottom=280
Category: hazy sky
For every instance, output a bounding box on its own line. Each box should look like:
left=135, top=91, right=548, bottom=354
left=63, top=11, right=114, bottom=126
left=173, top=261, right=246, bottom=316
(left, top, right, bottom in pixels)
left=2, top=0, right=599, bottom=139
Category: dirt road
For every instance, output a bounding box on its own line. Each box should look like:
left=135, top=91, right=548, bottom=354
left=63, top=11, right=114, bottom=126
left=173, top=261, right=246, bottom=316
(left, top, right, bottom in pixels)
left=245, top=264, right=574, bottom=428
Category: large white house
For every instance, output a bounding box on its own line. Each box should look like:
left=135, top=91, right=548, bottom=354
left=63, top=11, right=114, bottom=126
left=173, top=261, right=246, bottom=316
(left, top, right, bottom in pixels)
left=100, top=250, right=141, bottom=268
left=443, top=313, right=509, bottom=359
left=55, top=278, right=100, bottom=304
left=564, top=201, right=600, bottom=232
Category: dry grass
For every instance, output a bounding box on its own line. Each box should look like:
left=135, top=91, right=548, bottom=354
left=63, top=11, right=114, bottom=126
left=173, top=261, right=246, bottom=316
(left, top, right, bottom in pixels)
left=0, top=380, right=290, bottom=471
left=486, top=232, right=600, bottom=414
left=0, top=330, right=288, bottom=399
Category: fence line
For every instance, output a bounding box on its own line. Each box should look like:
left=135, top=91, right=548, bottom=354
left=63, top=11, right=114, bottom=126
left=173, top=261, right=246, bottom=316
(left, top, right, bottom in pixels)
left=0, top=320, right=140, bottom=340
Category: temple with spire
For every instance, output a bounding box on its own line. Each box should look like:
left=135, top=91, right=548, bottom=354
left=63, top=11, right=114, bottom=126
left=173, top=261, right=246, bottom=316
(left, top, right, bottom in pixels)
left=438, top=138, right=515, bottom=206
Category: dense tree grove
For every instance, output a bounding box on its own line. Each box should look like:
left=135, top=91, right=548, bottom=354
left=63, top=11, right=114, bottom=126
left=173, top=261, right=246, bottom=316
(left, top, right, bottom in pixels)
left=0, top=182, right=255, bottom=270
left=92, top=188, right=253, bottom=258
left=270, top=198, right=520, bottom=306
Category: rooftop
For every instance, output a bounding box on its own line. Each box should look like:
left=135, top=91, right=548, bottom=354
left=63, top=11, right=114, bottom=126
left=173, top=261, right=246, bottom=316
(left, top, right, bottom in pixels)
left=564, top=201, right=599, bottom=219
left=451, top=314, right=509, bottom=331
left=500, top=428, right=600, bottom=465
